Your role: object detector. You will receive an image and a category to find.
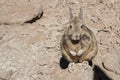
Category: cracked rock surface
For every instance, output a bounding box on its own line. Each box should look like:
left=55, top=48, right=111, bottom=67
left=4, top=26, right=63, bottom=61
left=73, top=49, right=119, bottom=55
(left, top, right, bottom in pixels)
left=0, top=0, right=120, bottom=80
left=0, top=0, right=43, bottom=24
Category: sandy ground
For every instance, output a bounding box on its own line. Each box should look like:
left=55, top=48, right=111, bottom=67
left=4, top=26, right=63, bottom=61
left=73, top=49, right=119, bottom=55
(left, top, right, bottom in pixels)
left=0, top=0, right=120, bottom=80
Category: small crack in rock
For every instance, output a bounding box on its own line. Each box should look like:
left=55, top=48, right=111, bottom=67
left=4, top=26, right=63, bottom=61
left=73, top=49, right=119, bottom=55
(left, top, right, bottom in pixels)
left=102, top=62, right=120, bottom=75
left=24, top=12, right=44, bottom=24
left=0, top=12, right=44, bottom=25
left=97, top=29, right=110, bottom=33
left=39, top=64, right=48, bottom=66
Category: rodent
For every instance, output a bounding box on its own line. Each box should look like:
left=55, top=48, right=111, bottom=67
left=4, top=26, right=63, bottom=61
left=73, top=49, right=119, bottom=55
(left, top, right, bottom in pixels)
left=60, top=7, right=98, bottom=63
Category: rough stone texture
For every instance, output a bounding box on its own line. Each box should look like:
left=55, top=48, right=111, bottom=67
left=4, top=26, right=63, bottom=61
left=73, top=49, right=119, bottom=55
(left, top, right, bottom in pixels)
left=0, top=0, right=120, bottom=80
left=103, top=49, right=120, bottom=76
left=0, top=0, right=43, bottom=24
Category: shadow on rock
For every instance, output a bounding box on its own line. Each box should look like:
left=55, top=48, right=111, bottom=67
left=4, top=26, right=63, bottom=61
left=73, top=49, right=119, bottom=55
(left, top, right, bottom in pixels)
left=93, top=65, right=112, bottom=80
left=88, top=60, right=93, bottom=67
left=59, top=56, right=69, bottom=69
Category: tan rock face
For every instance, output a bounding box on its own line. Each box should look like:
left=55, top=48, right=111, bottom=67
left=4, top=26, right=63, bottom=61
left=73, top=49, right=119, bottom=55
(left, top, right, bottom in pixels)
left=0, top=0, right=120, bottom=80
left=0, top=1, right=43, bottom=24
left=103, top=49, right=120, bottom=76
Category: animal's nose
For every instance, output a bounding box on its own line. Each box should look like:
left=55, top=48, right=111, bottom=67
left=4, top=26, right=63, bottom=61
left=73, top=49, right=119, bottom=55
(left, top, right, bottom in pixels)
left=76, top=35, right=79, bottom=38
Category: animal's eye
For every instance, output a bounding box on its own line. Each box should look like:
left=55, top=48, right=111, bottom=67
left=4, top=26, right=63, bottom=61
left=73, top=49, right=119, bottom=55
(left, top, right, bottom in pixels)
left=69, top=25, right=72, bottom=29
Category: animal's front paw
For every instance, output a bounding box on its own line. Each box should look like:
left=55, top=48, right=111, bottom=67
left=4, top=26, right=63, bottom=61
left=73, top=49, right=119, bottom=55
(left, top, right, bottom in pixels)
left=68, top=62, right=75, bottom=73
left=70, top=50, right=77, bottom=56
left=77, top=50, right=83, bottom=56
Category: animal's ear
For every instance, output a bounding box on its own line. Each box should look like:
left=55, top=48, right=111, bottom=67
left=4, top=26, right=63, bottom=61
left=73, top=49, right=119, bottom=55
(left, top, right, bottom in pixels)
left=69, top=7, right=73, bottom=22
left=79, top=7, right=83, bottom=20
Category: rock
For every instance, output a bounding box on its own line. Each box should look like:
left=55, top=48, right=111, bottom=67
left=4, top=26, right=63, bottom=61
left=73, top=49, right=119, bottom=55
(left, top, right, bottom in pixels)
left=0, top=70, right=13, bottom=80
left=25, top=31, right=46, bottom=44
left=80, top=68, right=93, bottom=80
left=44, top=39, right=56, bottom=48
left=0, top=3, right=43, bottom=24
left=103, top=50, right=120, bottom=75
left=67, top=62, right=93, bottom=80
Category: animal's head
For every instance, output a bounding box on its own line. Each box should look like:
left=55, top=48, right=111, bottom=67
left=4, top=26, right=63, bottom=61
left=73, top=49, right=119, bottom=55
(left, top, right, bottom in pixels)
left=67, top=7, right=84, bottom=44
